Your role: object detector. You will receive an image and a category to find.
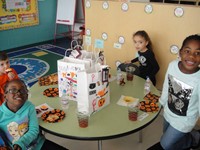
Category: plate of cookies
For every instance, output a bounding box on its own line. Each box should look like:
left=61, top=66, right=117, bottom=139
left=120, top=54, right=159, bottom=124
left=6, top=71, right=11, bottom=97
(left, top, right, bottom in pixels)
left=41, top=109, right=65, bottom=123
left=38, top=73, right=58, bottom=86
left=43, top=87, right=59, bottom=97
left=139, top=100, right=159, bottom=112
left=143, top=92, right=160, bottom=103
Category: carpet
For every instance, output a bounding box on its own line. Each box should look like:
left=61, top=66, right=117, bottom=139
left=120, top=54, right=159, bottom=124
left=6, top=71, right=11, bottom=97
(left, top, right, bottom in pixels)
left=8, top=44, right=66, bottom=86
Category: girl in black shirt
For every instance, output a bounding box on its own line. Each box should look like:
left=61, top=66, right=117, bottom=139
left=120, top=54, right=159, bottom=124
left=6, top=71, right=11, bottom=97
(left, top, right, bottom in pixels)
left=117, top=30, right=160, bottom=86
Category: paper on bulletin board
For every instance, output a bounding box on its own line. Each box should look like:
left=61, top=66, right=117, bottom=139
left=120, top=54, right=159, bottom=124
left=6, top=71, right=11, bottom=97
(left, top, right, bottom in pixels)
left=0, top=0, right=39, bottom=31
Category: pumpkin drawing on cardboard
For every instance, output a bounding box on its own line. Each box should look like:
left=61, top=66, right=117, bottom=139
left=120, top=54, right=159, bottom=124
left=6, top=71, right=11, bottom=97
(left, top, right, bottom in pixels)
left=97, top=88, right=106, bottom=97
left=98, top=98, right=105, bottom=107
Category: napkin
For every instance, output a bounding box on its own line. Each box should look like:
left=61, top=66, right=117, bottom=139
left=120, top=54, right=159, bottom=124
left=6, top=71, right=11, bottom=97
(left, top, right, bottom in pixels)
left=117, top=95, right=139, bottom=107
left=35, top=103, right=54, bottom=117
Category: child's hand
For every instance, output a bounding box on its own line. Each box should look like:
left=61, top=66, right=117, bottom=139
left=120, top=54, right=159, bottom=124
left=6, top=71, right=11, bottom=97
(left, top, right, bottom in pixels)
left=7, top=71, right=16, bottom=80
left=13, top=144, right=22, bottom=150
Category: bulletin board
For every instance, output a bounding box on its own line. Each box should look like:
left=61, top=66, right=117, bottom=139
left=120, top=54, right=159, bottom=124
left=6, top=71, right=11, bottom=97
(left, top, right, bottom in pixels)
left=0, top=0, right=39, bottom=31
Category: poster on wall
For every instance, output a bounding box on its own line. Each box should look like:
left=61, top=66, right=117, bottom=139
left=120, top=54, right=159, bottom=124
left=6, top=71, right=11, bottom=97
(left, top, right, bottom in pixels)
left=0, top=0, right=39, bottom=31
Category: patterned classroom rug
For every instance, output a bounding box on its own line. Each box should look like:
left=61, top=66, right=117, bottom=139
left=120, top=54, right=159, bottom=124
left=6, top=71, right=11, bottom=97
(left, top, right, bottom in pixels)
left=8, top=44, right=66, bottom=86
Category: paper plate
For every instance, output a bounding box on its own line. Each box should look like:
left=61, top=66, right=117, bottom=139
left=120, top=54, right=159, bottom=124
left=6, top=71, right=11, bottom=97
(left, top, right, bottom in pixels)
left=41, top=109, right=65, bottom=123
left=117, top=95, right=139, bottom=107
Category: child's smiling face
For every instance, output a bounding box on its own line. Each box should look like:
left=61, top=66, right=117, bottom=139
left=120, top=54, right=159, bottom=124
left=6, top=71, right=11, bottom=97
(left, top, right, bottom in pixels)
left=4, top=80, right=28, bottom=112
left=179, top=39, right=200, bottom=74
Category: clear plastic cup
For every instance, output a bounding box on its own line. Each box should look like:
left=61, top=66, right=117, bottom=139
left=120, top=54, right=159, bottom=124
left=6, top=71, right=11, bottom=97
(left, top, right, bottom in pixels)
left=125, top=66, right=135, bottom=81
left=77, top=111, right=90, bottom=128
left=128, top=105, right=138, bottom=121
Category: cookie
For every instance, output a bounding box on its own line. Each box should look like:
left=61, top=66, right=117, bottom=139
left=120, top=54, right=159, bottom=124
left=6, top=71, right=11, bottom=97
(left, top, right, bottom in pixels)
left=40, top=105, right=48, bottom=111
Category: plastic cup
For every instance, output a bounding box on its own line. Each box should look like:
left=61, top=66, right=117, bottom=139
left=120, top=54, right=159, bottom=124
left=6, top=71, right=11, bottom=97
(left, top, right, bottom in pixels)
left=59, top=95, right=69, bottom=110
left=125, top=66, right=135, bottom=81
left=128, top=105, right=138, bottom=121
left=77, top=111, right=89, bottom=128
left=127, top=73, right=133, bottom=81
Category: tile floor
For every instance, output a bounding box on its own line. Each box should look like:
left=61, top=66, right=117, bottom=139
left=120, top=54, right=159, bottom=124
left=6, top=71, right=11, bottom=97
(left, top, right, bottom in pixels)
left=44, top=113, right=163, bottom=150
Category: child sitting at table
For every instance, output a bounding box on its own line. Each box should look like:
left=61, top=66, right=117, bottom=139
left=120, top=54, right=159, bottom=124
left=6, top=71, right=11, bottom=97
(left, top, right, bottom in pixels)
left=116, top=30, right=160, bottom=86
left=0, top=51, right=19, bottom=105
left=0, top=79, right=68, bottom=150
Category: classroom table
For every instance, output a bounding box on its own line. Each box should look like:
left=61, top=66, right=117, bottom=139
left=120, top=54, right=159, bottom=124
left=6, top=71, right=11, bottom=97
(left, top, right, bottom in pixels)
left=29, top=75, right=161, bottom=150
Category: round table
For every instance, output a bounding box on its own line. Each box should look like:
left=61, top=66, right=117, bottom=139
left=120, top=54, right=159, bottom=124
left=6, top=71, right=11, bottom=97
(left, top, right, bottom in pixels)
left=29, top=75, right=161, bottom=150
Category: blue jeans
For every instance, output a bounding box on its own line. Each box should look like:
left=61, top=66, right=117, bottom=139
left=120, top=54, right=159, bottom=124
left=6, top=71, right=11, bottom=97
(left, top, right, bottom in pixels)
left=160, top=119, right=194, bottom=150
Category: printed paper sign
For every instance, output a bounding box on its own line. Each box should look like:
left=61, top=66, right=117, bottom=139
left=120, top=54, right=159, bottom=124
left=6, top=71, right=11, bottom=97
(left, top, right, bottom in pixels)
left=95, top=39, right=104, bottom=49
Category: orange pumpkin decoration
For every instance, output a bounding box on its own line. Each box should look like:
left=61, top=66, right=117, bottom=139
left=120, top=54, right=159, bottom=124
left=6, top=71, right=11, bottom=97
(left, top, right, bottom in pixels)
left=98, top=98, right=105, bottom=107
left=97, top=88, right=106, bottom=97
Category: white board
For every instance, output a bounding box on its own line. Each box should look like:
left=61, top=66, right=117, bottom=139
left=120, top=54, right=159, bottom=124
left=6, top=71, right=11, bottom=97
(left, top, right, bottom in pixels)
left=56, top=0, right=76, bottom=25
